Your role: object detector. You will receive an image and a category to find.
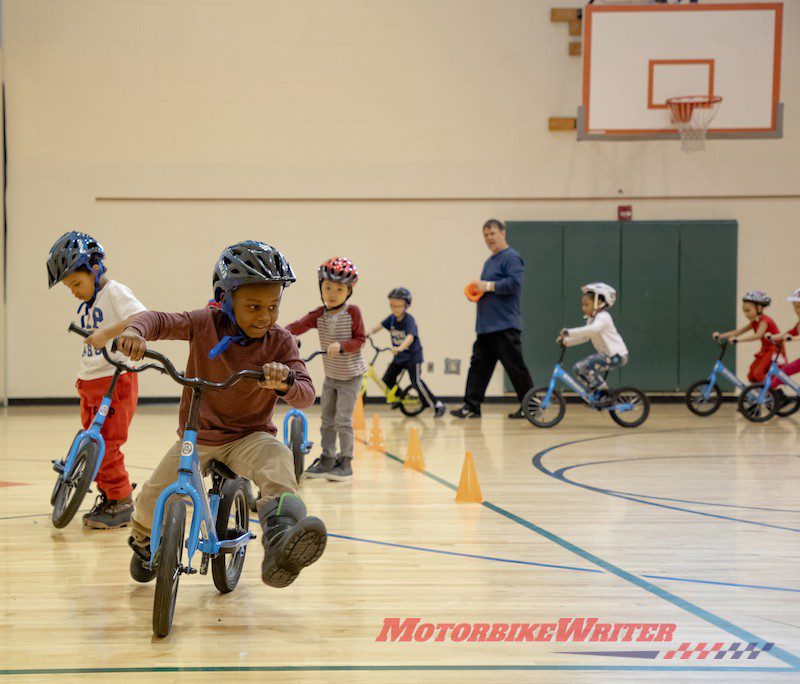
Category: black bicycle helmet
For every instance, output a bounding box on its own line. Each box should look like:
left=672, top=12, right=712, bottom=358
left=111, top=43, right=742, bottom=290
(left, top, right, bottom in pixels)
left=46, top=231, right=105, bottom=288
left=388, top=287, right=412, bottom=305
left=212, top=241, right=296, bottom=302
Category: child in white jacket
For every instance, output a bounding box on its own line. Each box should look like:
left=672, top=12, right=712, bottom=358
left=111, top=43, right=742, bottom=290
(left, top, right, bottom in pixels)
left=558, top=282, right=628, bottom=406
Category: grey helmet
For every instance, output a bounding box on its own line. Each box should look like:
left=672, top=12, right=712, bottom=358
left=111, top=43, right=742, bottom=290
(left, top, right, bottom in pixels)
left=212, top=241, right=296, bottom=302
left=742, top=290, right=771, bottom=307
left=46, top=231, right=105, bottom=288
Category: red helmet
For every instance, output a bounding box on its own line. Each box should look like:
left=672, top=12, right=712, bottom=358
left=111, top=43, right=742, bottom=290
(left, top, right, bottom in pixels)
left=318, top=257, right=359, bottom=285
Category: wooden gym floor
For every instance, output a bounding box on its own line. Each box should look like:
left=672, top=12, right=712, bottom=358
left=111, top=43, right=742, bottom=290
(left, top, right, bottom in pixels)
left=0, top=403, right=798, bottom=682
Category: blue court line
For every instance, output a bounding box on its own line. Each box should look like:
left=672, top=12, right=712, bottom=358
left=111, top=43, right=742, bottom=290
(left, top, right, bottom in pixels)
left=326, top=531, right=800, bottom=594
left=358, top=437, right=800, bottom=670
left=544, top=459, right=800, bottom=533
left=328, top=532, right=600, bottom=574
left=559, top=454, right=800, bottom=514
left=0, top=665, right=793, bottom=675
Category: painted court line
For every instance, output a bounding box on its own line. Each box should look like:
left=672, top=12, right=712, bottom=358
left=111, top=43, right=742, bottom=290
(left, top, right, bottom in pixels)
left=360, top=436, right=800, bottom=671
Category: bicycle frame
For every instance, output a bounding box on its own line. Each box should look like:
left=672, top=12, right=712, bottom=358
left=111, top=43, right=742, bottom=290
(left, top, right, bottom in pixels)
left=362, top=338, right=404, bottom=404
left=538, top=346, right=633, bottom=412
left=53, top=370, right=118, bottom=483
left=701, top=342, right=744, bottom=397
left=149, top=386, right=252, bottom=573
left=751, top=346, right=799, bottom=404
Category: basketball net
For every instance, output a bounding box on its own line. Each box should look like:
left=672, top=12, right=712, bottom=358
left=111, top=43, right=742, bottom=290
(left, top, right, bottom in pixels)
left=667, top=96, right=723, bottom=153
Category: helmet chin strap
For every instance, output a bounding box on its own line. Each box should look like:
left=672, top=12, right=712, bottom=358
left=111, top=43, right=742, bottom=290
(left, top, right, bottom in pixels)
left=208, top=292, right=255, bottom=359
left=76, top=261, right=107, bottom=316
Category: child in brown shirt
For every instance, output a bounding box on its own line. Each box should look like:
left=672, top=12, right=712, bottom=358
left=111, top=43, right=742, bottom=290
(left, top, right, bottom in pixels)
left=118, top=241, right=326, bottom=588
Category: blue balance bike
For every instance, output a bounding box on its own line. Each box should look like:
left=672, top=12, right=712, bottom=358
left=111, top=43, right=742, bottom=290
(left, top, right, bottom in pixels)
left=684, top=337, right=746, bottom=416
left=738, top=337, right=800, bottom=422
left=49, top=324, right=164, bottom=528
left=105, top=338, right=263, bottom=637
left=522, top=342, right=650, bottom=428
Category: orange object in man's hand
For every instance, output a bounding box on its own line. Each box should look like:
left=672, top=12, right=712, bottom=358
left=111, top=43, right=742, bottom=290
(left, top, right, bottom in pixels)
left=464, top=281, right=483, bottom=302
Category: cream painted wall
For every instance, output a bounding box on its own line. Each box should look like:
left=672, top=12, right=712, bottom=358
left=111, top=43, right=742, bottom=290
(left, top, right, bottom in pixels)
left=2, top=1, right=798, bottom=399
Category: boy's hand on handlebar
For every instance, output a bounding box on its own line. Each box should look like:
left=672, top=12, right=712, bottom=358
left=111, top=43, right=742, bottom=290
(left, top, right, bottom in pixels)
left=259, top=362, right=291, bottom=390
left=116, top=329, right=147, bottom=360
left=86, top=329, right=110, bottom=350
left=327, top=342, right=341, bottom=356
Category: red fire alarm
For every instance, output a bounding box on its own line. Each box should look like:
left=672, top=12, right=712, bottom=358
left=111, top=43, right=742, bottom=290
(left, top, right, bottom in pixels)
left=618, top=205, right=633, bottom=221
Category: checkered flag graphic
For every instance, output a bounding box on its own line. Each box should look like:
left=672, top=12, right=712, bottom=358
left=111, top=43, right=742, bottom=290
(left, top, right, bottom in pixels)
left=713, top=642, right=775, bottom=660
left=664, top=642, right=724, bottom=660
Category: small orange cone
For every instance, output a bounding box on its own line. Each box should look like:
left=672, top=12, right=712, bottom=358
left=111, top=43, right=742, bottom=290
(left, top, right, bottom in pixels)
left=353, top=393, right=366, bottom=432
left=455, top=450, right=483, bottom=503
left=368, top=414, right=385, bottom=451
left=403, top=428, right=425, bottom=472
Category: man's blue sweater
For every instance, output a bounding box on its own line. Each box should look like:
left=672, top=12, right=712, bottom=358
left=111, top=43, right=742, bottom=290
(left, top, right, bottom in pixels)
left=476, top=246, right=525, bottom=334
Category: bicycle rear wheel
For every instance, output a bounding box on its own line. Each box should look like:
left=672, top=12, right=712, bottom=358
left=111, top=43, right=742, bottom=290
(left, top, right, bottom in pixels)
left=609, top=387, right=650, bottom=428
left=52, top=441, right=99, bottom=529
left=212, top=478, right=250, bottom=593
left=153, top=497, right=186, bottom=637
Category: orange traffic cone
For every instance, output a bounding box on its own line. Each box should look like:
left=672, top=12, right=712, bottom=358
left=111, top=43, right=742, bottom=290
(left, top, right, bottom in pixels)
left=369, top=414, right=385, bottom=451
left=455, top=450, right=483, bottom=503
left=353, top=393, right=366, bottom=432
left=403, top=428, right=425, bottom=472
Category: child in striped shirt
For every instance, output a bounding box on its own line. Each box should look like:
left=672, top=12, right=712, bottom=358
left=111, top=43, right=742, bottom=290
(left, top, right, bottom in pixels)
left=286, top=257, right=366, bottom=482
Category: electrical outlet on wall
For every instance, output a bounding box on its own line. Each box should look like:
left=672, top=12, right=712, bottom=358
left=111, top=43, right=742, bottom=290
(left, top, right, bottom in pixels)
left=444, top=358, right=461, bottom=375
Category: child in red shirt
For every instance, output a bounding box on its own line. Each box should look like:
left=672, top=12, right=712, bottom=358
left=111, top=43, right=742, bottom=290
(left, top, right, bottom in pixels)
left=716, top=291, right=783, bottom=383
left=768, top=288, right=800, bottom=405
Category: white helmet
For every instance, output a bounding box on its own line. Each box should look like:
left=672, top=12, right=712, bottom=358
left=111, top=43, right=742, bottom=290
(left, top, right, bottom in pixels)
left=581, top=282, right=617, bottom=309
left=788, top=288, right=800, bottom=303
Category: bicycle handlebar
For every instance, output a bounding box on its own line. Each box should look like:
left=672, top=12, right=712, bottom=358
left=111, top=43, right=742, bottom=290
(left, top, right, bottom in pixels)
left=106, top=333, right=265, bottom=390
left=367, top=336, right=390, bottom=354
left=68, top=324, right=167, bottom=376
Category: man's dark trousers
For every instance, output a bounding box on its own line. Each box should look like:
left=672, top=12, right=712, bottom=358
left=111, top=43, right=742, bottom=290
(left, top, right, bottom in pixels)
left=464, top=328, right=533, bottom=411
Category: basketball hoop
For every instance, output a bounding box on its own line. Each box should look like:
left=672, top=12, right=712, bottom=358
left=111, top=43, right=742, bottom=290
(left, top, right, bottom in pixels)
left=666, top=95, right=723, bottom=153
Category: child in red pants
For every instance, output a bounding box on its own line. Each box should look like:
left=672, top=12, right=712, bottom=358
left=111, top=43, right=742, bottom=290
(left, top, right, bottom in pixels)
left=768, top=288, right=800, bottom=406
left=47, top=231, right=147, bottom=528
left=717, top=290, right=783, bottom=383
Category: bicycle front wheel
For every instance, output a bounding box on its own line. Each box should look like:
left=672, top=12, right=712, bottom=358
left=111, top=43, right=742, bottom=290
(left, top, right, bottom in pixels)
left=523, top=387, right=565, bottom=428
left=290, top=414, right=305, bottom=480
left=738, top=384, right=778, bottom=423
left=153, top=497, right=186, bottom=637
left=52, top=441, right=99, bottom=529
left=684, top=380, right=722, bottom=417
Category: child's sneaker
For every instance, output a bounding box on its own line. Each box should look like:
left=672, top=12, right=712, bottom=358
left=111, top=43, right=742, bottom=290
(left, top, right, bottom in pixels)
left=326, top=457, right=353, bottom=482
left=259, top=493, right=326, bottom=588
left=434, top=401, right=446, bottom=417
left=83, top=492, right=133, bottom=529
left=128, top=536, right=157, bottom=583
left=304, top=456, right=336, bottom=478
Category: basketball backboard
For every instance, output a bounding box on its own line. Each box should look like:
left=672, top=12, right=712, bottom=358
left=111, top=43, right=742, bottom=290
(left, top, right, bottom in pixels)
left=579, top=3, right=783, bottom=140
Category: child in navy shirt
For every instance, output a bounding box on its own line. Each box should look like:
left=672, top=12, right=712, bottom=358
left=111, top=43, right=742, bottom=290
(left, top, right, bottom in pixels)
left=369, top=287, right=445, bottom=417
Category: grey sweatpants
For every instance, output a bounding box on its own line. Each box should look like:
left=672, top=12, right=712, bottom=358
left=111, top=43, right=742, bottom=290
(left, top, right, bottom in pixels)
left=320, top=375, right=362, bottom=460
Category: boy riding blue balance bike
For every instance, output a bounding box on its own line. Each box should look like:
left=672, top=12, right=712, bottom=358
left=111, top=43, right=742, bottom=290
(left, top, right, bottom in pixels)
left=684, top=336, right=746, bottom=416
left=50, top=324, right=165, bottom=528
left=738, top=335, right=800, bottom=422
left=522, top=282, right=649, bottom=428
left=522, top=340, right=650, bottom=428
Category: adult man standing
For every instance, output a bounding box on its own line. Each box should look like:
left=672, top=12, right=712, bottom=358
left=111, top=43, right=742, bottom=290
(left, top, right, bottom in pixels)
left=451, top=219, right=534, bottom=419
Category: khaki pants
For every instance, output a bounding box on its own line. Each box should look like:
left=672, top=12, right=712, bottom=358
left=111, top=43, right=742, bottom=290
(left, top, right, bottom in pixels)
left=131, top=431, right=298, bottom=544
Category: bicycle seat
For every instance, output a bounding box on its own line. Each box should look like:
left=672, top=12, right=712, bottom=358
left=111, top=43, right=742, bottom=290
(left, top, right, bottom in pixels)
left=204, top=459, right=239, bottom=481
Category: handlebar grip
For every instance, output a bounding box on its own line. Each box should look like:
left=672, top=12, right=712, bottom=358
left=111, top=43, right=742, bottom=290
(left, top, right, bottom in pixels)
left=68, top=323, right=90, bottom=338
left=731, top=338, right=738, bottom=345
